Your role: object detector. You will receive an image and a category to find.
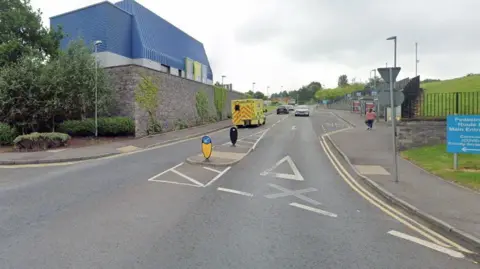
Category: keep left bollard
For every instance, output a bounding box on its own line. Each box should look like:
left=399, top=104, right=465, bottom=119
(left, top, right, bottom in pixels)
left=229, top=127, right=238, bottom=146
left=201, top=135, right=212, bottom=161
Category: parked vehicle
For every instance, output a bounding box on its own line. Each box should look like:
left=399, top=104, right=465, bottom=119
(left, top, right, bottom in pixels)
left=231, top=99, right=266, bottom=127
left=276, top=106, right=289, bottom=114
left=294, top=105, right=310, bottom=117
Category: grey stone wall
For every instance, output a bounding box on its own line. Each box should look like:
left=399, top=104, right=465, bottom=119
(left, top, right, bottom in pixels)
left=397, top=120, right=446, bottom=151
left=106, top=64, right=244, bottom=137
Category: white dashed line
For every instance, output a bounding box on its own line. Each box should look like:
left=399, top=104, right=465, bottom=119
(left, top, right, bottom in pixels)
left=217, top=187, right=254, bottom=197
left=290, top=202, right=337, bottom=218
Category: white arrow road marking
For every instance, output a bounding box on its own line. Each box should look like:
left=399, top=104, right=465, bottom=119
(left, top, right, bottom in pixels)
left=260, top=156, right=304, bottom=181
left=217, top=187, right=254, bottom=197
left=387, top=230, right=465, bottom=259
left=290, top=202, right=337, bottom=218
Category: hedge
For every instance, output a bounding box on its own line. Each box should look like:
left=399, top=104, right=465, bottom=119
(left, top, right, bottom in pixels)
left=58, top=117, right=135, bottom=137
left=14, top=132, right=70, bottom=151
left=0, top=123, right=17, bottom=145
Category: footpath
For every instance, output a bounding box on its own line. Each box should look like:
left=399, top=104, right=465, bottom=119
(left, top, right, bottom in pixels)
left=0, top=120, right=233, bottom=165
left=326, top=109, right=480, bottom=249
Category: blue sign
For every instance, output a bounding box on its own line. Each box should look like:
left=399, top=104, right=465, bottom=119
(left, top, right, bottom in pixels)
left=202, top=136, right=212, bottom=144
left=322, top=100, right=329, bottom=104
left=371, top=91, right=377, bottom=96
left=447, top=115, right=480, bottom=154
left=356, top=92, right=362, bottom=97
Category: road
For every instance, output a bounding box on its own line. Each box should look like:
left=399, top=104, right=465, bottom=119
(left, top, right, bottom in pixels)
left=0, top=110, right=477, bottom=268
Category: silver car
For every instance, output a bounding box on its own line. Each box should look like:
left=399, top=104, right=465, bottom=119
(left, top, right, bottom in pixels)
left=294, top=105, right=310, bottom=117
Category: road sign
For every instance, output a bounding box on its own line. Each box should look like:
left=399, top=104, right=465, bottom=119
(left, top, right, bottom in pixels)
left=377, top=67, right=401, bottom=83
left=229, top=127, right=238, bottom=146
left=378, top=91, right=405, bottom=107
left=447, top=115, right=480, bottom=154
left=322, top=100, right=328, bottom=104
left=201, top=136, right=212, bottom=159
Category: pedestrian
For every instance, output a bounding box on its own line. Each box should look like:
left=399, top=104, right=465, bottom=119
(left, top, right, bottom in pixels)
left=365, top=108, right=376, bottom=130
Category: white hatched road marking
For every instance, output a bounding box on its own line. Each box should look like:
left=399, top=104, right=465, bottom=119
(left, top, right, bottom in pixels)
left=387, top=230, right=465, bottom=259
left=265, top=183, right=321, bottom=206
left=170, top=169, right=204, bottom=187
left=203, top=166, right=222, bottom=173
left=204, top=167, right=231, bottom=187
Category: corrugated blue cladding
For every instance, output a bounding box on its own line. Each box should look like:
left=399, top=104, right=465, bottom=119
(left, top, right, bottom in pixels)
left=115, top=0, right=213, bottom=79
left=50, top=2, right=132, bottom=58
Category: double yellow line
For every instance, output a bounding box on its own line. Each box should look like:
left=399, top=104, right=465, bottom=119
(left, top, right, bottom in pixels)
left=319, top=134, right=473, bottom=254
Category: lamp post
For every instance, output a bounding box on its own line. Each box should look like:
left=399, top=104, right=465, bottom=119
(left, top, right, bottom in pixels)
left=93, top=40, right=103, bottom=138
left=415, top=42, right=419, bottom=77
left=386, top=36, right=397, bottom=67
left=266, top=86, right=270, bottom=99
left=252, top=82, right=255, bottom=92
left=221, top=75, right=226, bottom=85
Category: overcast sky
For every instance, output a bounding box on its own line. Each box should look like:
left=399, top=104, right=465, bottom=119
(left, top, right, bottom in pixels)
left=32, top=0, right=480, bottom=93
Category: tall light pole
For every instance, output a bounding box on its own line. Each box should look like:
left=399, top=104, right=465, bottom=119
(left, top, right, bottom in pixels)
left=221, top=75, right=226, bottom=85
left=266, top=86, right=270, bottom=98
left=386, top=36, right=397, bottom=67
left=94, top=40, right=103, bottom=138
left=415, top=42, right=419, bottom=77
left=252, top=82, right=255, bottom=92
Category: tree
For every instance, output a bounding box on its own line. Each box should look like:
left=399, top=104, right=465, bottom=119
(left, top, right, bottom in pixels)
left=245, top=90, right=254, bottom=98
left=338, top=75, right=349, bottom=87
left=0, top=39, right=113, bottom=133
left=0, top=0, right=63, bottom=66
left=253, top=91, right=266, bottom=100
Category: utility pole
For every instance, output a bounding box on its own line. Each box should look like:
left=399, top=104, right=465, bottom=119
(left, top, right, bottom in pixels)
left=221, top=75, right=226, bottom=86
left=415, top=42, right=419, bottom=77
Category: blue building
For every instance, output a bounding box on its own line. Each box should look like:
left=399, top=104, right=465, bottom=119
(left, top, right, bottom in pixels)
left=50, top=0, right=213, bottom=84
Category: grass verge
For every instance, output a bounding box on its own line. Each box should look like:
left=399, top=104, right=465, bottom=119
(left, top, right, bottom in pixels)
left=401, top=144, right=480, bottom=191
left=266, top=105, right=278, bottom=112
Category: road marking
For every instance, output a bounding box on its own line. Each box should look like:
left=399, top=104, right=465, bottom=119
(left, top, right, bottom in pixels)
left=320, top=136, right=473, bottom=253
left=239, top=140, right=255, bottom=144
left=265, top=183, right=321, bottom=206
left=290, top=202, right=337, bottom=218
left=204, top=166, right=231, bottom=187
left=292, top=125, right=296, bottom=130
left=252, top=129, right=269, bottom=150
left=203, top=166, right=222, bottom=173
left=147, top=163, right=184, bottom=181
left=387, top=230, right=464, bottom=259
left=260, top=155, right=304, bottom=181
left=147, top=180, right=201, bottom=187
left=217, top=187, right=254, bottom=197
left=171, top=169, right=204, bottom=187
left=321, top=124, right=327, bottom=132
left=47, top=149, right=67, bottom=153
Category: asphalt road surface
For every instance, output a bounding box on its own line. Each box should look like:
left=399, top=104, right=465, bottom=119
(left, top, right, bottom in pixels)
left=0, top=110, right=477, bottom=268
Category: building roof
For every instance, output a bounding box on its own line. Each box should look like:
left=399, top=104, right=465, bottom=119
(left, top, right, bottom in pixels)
left=114, top=0, right=212, bottom=79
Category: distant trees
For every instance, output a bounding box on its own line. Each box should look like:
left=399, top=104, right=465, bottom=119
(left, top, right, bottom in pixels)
left=337, top=75, right=349, bottom=87
left=270, top=81, right=322, bottom=104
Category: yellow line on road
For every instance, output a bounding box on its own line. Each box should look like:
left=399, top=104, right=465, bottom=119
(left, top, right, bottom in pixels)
left=319, top=135, right=473, bottom=253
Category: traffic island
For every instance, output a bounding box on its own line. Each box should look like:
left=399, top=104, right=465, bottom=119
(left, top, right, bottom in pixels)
left=186, top=146, right=250, bottom=168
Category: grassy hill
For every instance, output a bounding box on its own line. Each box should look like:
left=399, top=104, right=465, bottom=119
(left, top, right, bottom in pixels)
left=419, top=75, right=480, bottom=117
left=421, top=74, right=480, bottom=93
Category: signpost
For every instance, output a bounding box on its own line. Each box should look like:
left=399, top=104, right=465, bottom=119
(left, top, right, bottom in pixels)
left=446, top=115, right=480, bottom=170
left=229, top=127, right=238, bottom=146
left=201, top=135, right=212, bottom=160
left=377, top=67, right=401, bottom=183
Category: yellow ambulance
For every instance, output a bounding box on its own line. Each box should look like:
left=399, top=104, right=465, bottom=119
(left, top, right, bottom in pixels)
left=231, top=99, right=266, bottom=127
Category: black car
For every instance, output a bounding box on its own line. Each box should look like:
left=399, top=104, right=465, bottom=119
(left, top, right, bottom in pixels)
left=277, top=106, right=289, bottom=114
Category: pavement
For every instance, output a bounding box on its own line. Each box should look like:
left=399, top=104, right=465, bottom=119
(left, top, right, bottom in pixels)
left=0, top=119, right=234, bottom=165
left=326, top=108, right=480, bottom=250
left=0, top=108, right=478, bottom=268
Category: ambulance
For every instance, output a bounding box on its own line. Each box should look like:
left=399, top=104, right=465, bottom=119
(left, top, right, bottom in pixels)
left=231, top=99, right=266, bottom=127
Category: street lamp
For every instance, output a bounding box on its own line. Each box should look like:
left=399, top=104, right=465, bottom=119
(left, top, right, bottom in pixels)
left=221, top=75, right=226, bottom=85
left=266, top=86, right=270, bottom=98
left=252, top=82, right=255, bottom=91
left=93, top=40, right=103, bottom=138
left=415, top=42, right=419, bottom=77
left=386, top=36, right=397, bottom=67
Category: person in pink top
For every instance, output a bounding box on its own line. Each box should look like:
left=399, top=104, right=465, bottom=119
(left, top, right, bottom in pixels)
left=365, top=108, right=376, bottom=130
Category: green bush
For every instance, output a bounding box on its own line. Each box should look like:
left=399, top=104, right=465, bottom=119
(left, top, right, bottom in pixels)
left=58, top=117, right=135, bottom=137
left=14, top=132, right=70, bottom=151
left=0, top=123, right=17, bottom=145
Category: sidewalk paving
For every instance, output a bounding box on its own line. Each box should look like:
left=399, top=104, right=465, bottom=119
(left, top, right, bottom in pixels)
left=326, top=109, right=480, bottom=248
left=0, top=120, right=233, bottom=165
